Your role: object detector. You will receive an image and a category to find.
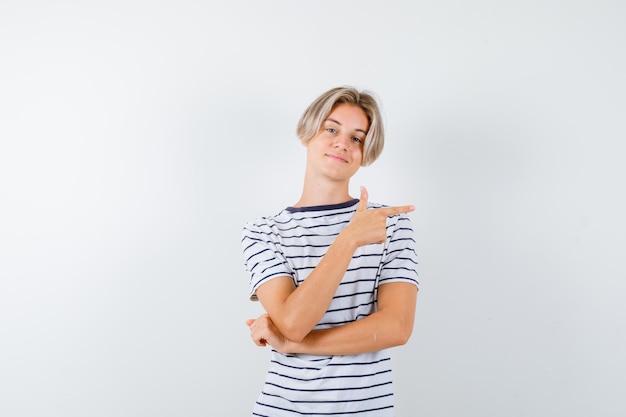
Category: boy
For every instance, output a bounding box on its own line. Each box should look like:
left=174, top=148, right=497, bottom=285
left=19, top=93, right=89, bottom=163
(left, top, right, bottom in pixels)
left=242, top=86, right=419, bottom=416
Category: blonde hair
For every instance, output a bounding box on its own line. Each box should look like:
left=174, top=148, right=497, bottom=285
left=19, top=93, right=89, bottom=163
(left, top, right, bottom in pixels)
left=296, top=86, right=385, bottom=166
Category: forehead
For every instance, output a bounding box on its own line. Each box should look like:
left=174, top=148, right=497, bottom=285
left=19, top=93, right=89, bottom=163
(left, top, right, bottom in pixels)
left=325, top=103, right=369, bottom=130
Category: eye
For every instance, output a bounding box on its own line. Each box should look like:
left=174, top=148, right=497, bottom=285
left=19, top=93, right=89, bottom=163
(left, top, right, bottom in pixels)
left=326, top=127, right=337, bottom=134
left=352, top=137, right=363, bottom=144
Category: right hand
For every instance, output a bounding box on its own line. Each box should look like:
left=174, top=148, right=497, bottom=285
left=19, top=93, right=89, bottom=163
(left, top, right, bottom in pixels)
left=246, top=314, right=290, bottom=354
left=344, top=186, right=414, bottom=247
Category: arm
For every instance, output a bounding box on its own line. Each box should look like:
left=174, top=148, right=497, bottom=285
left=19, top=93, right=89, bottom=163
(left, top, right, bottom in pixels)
left=254, top=233, right=357, bottom=343
left=248, top=282, right=418, bottom=355
left=255, top=187, right=415, bottom=342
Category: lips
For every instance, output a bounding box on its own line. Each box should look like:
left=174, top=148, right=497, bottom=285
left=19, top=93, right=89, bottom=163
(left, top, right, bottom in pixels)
left=325, top=153, right=348, bottom=163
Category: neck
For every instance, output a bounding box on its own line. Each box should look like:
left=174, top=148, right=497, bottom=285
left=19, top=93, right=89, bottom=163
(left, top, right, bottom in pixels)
left=293, top=175, right=353, bottom=208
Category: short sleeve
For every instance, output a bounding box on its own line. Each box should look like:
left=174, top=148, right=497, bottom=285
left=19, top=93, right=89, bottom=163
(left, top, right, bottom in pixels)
left=378, top=213, right=419, bottom=287
left=241, top=220, right=295, bottom=301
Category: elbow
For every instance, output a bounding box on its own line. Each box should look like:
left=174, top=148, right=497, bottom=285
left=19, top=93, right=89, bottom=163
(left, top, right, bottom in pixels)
left=279, top=319, right=311, bottom=343
left=395, top=326, right=413, bottom=346
left=284, top=329, right=307, bottom=343
left=390, top=317, right=414, bottom=347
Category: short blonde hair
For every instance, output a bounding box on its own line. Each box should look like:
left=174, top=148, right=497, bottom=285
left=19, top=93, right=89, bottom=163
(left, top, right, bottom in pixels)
left=296, top=86, right=385, bottom=166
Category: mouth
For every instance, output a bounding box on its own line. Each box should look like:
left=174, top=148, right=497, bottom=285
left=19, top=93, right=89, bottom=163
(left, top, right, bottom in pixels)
left=325, top=153, right=348, bottom=163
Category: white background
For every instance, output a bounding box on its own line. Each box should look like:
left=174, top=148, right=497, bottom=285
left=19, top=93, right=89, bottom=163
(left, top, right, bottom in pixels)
left=1, top=1, right=625, bottom=416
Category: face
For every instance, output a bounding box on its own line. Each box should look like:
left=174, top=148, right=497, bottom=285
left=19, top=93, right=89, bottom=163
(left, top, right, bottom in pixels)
left=304, top=103, right=369, bottom=183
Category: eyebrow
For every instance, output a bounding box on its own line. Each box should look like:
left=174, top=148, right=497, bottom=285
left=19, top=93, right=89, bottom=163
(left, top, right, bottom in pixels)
left=325, top=118, right=368, bottom=135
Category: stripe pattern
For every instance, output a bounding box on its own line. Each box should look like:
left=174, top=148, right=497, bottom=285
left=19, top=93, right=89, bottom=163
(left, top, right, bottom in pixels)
left=241, top=199, right=419, bottom=416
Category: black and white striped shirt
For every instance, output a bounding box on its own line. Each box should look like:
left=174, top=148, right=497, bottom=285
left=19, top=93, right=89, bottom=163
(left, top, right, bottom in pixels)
left=242, top=199, right=419, bottom=416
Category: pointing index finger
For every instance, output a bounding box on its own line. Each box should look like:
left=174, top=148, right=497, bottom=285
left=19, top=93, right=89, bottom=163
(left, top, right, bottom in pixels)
left=378, top=204, right=415, bottom=217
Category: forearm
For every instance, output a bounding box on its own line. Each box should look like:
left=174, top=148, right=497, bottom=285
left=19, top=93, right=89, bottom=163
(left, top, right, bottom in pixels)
left=284, top=310, right=413, bottom=356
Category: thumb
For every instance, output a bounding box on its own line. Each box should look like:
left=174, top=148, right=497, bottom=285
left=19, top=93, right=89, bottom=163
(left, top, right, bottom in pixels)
left=357, top=186, right=369, bottom=211
left=246, top=319, right=255, bottom=327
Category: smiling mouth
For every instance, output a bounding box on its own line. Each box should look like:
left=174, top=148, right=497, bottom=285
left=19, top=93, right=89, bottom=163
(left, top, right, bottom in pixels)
left=326, top=153, right=348, bottom=163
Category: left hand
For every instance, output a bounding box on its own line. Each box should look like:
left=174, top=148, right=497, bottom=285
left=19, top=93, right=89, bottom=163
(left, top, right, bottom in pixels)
left=246, top=313, right=289, bottom=353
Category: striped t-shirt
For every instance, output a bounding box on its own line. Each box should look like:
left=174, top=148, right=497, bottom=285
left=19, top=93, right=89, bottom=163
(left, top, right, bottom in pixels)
left=241, top=199, right=419, bottom=416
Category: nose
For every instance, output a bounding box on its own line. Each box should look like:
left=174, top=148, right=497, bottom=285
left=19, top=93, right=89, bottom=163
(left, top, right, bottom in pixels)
left=333, top=133, right=351, bottom=150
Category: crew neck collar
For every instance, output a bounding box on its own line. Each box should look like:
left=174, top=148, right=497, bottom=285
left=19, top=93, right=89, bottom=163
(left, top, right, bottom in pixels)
left=286, top=198, right=359, bottom=213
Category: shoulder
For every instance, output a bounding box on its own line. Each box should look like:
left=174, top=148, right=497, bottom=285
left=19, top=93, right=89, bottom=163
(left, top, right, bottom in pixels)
left=242, top=209, right=291, bottom=236
left=366, top=200, right=385, bottom=210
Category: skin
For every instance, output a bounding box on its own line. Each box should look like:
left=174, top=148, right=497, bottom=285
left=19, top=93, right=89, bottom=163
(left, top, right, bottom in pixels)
left=245, top=103, right=418, bottom=356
